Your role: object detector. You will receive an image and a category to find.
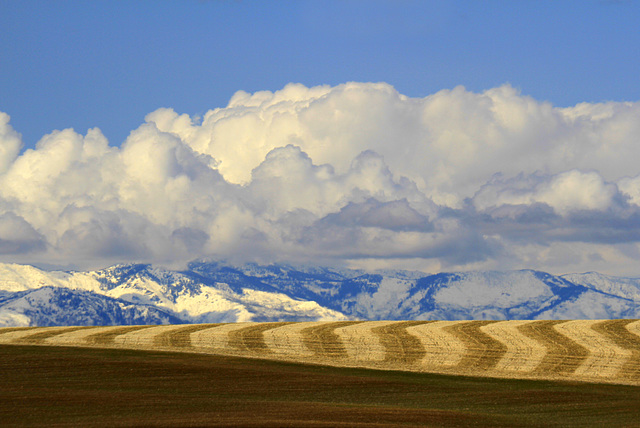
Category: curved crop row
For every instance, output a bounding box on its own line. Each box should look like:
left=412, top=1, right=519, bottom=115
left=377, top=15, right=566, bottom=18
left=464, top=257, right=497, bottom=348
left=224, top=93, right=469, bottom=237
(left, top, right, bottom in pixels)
left=1, top=320, right=639, bottom=385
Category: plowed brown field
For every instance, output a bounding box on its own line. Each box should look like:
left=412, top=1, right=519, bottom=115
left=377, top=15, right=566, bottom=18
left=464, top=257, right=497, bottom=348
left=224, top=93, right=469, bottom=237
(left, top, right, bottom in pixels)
left=2, top=344, right=640, bottom=427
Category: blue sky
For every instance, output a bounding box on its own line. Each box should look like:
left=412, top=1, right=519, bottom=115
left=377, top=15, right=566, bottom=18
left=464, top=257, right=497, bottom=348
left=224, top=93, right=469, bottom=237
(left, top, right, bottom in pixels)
left=1, top=0, right=638, bottom=148
left=1, top=0, right=640, bottom=275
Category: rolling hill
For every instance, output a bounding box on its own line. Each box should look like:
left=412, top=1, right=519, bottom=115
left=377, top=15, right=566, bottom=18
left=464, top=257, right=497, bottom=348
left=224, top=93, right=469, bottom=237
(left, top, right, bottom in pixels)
left=2, top=319, right=639, bottom=386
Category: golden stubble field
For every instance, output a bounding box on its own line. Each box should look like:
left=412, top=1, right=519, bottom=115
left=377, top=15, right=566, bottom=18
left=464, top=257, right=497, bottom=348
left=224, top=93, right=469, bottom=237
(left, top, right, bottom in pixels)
left=1, top=319, right=639, bottom=385
left=2, top=320, right=640, bottom=427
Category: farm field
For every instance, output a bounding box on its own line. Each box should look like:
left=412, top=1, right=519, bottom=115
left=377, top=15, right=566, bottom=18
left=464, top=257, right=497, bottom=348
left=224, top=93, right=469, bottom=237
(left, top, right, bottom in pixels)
left=2, top=320, right=640, bottom=386
left=2, top=344, right=640, bottom=427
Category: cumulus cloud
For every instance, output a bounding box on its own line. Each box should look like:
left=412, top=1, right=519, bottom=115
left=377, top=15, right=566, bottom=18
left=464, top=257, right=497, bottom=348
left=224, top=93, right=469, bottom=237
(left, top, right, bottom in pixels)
left=0, top=113, right=23, bottom=174
left=0, top=82, right=639, bottom=275
left=472, top=170, right=622, bottom=215
left=0, top=213, right=46, bottom=254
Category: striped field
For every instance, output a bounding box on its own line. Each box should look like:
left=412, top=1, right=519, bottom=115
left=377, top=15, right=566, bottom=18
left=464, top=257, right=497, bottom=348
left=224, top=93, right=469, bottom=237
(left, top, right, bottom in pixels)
left=2, top=320, right=640, bottom=385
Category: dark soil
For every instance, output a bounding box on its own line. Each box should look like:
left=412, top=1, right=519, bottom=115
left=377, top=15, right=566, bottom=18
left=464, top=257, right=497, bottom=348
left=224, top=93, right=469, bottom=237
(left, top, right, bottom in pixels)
left=1, top=344, right=639, bottom=427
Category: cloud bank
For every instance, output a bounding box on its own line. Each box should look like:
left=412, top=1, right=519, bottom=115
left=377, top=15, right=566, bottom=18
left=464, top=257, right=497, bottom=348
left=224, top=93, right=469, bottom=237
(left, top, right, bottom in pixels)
left=1, top=83, right=640, bottom=275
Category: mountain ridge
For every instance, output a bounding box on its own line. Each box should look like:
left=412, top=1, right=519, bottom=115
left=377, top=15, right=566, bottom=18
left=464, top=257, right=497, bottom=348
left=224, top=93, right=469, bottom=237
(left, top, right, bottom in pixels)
left=0, top=261, right=639, bottom=326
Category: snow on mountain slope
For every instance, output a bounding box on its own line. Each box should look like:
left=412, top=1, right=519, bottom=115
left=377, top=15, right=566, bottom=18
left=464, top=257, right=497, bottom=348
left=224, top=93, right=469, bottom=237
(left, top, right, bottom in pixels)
left=0, top=262, right=348, bottom=326
left=536, top=291, right=637, bottom=320
left=87, top=264, right=346, bottom=323
left=0, top=286, right=181, bottom=327
left=0, top=263, right=74, bottom=292
left=432, top=271, right=555, bottom=307
left=181, top=263, right=640, bottom=321
left=1, top=261, right=639, bottom=326
left=562, top=272, right=640, bottom=302
left=408, top=270, right=587, bottom=320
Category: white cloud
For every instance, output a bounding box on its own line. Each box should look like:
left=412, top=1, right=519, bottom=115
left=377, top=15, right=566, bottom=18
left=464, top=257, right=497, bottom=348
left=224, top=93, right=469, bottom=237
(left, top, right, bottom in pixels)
left=0, top=113, right=24, bottom=174
left=473, top=170, right=620, bottom=215
left=618, top=174, right=640, bottom=206
left=0, top=212, right=45, bottom=254
left=0, top=82, right=639, bottom=274
left=146, top=82, right=640, bottom=208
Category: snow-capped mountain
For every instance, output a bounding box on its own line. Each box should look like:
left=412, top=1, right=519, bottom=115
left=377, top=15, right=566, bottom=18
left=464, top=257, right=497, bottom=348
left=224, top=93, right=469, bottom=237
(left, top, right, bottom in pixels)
left=0, top=262, right=347, bottom=327
left=0, top=261, right=639, bottom=327
left=207, top=265, right=640, bottom=321
left=0, top=287, right=181, bottom=327
left=561, top=272, right=640, bottom=302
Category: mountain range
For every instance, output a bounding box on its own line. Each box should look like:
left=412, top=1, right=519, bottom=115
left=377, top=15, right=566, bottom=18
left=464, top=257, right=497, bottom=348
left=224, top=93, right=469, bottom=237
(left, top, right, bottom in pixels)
left=1, top=261, right=639, bottom=327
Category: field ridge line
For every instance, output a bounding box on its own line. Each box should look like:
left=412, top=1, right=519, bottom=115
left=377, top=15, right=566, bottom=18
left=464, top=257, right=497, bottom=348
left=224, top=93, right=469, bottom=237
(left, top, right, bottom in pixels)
left=153, top=323, right=221, bottom=349
left=14, top=326, right=91, bottom=344
left=109, top=325, right=187, bottom=349
left=0, top=327, right=39, bottom=343
left=42, top=326, right=111, bottom=346
left=0, top=327, right=32, bottom=336
left=84, top=325, right=156, bottom=346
